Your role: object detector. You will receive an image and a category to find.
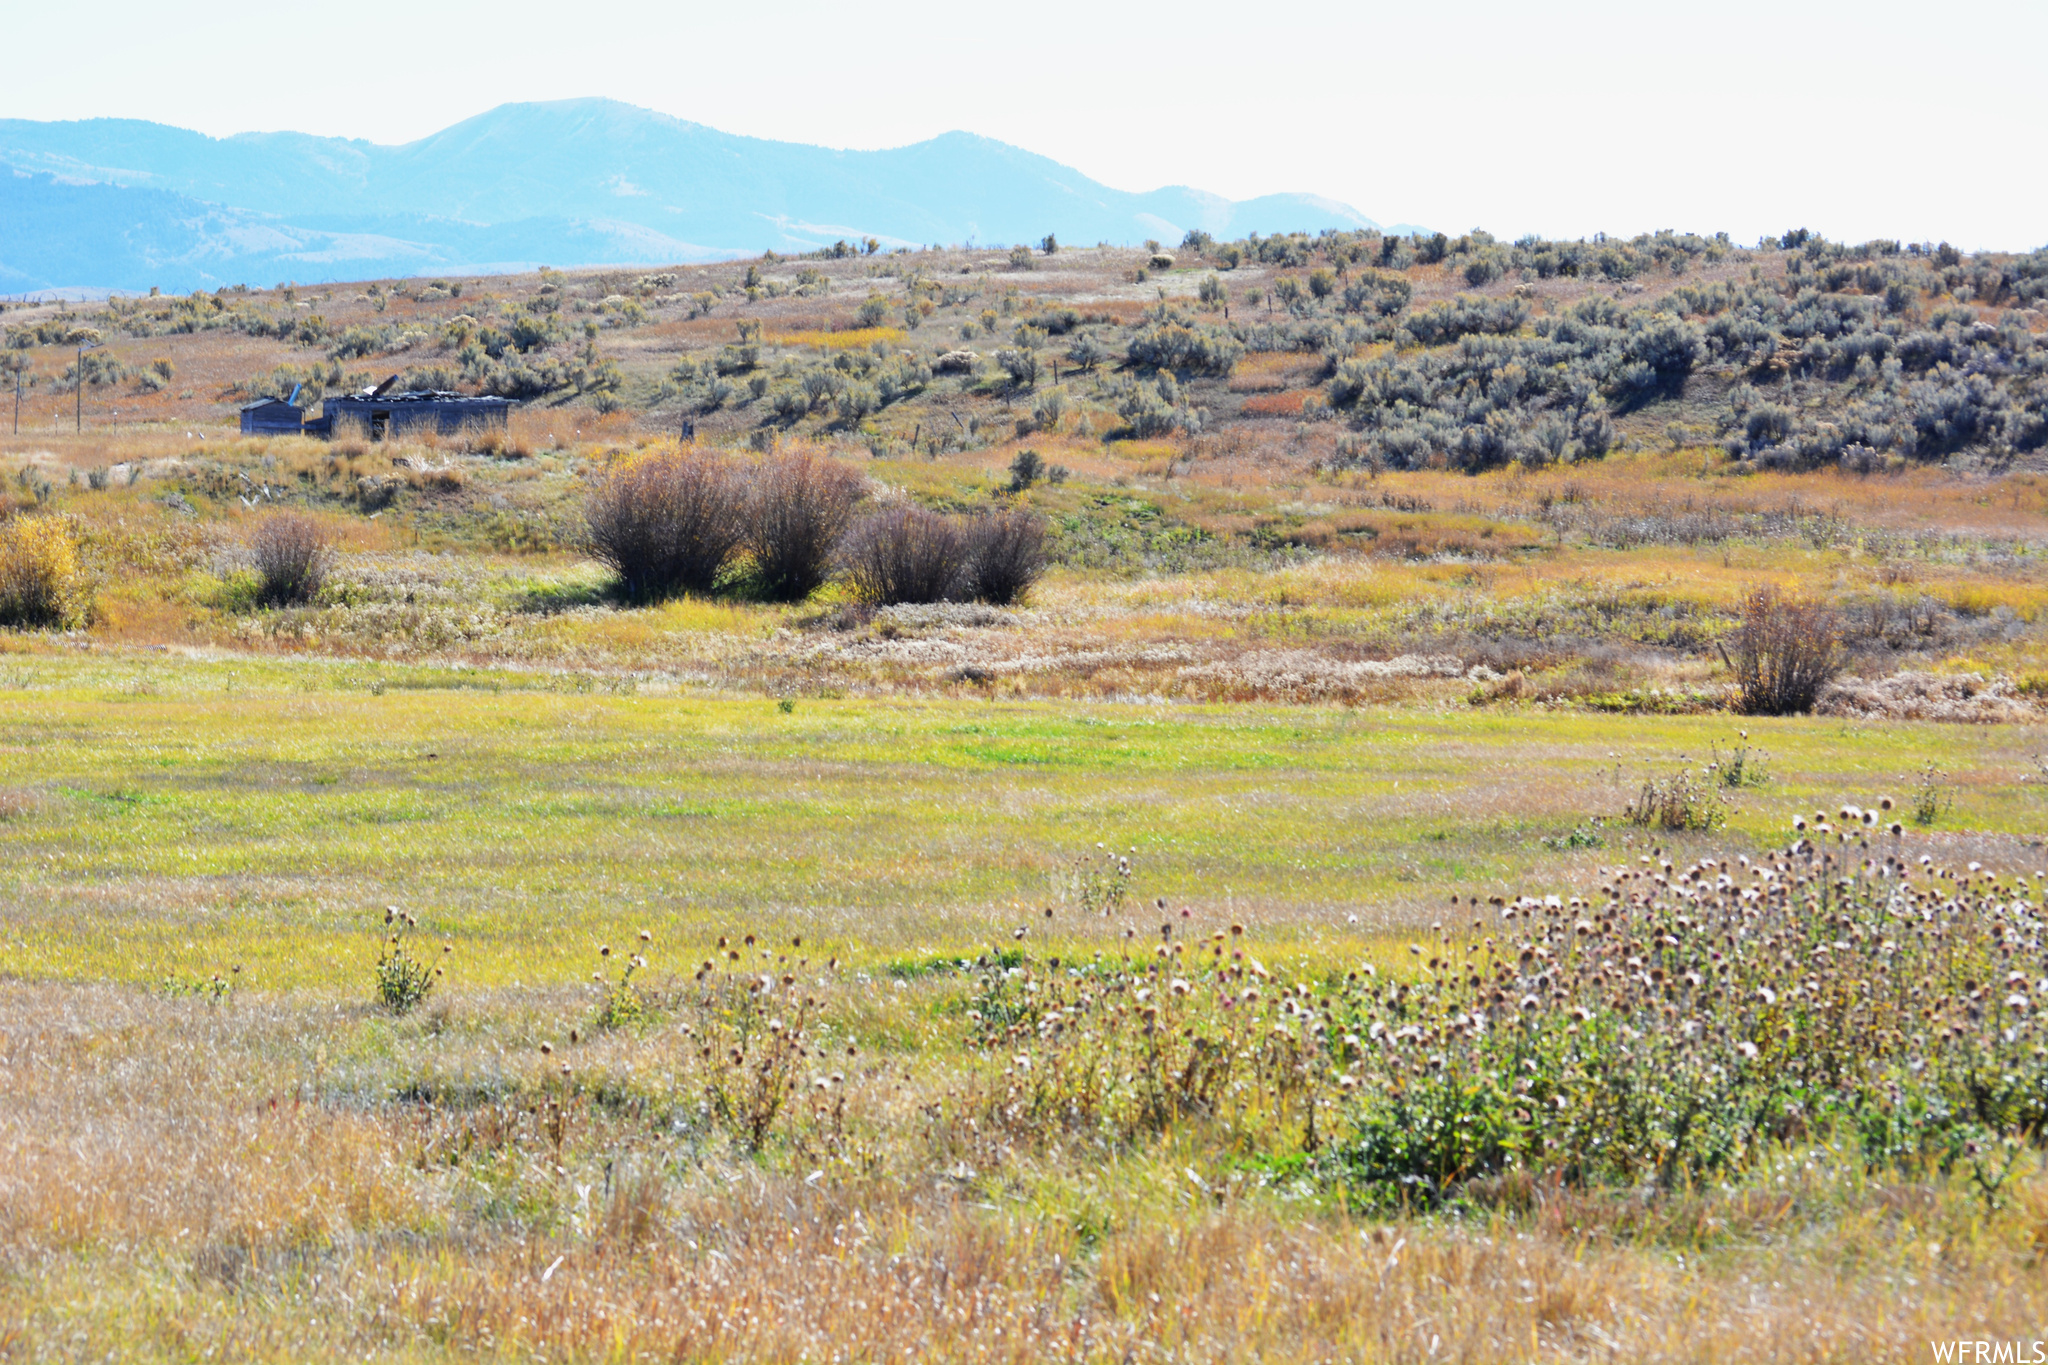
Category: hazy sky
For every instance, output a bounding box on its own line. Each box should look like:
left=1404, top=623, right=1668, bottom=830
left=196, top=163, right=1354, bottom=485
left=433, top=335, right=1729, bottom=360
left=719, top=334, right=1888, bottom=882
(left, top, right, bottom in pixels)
left=5, top=0, right=2042, bottom=249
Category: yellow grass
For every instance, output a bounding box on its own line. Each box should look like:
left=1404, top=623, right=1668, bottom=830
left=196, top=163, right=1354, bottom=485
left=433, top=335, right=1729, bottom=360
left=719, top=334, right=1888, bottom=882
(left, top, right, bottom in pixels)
left=769, top=325, right=906, bottom=350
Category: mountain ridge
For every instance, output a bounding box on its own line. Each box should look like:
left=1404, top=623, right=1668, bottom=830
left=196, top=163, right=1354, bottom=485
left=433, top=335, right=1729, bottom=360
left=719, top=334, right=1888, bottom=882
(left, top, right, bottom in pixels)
left=0, top=99, right=1417, bottom=293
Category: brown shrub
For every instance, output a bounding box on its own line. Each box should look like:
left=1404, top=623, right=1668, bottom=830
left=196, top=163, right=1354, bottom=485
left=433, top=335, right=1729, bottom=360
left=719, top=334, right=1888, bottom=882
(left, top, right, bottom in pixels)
left=747, top=450, right=863, bottom=601
left=839, top=505, right=967, bottom=605
left=248, top=512, right=334, bottom=606
left=1730, top=584, right=1842, bottom=715
left=961, top=508, right=1048, bottom=606
left=585, top=449, right=747, bottom=600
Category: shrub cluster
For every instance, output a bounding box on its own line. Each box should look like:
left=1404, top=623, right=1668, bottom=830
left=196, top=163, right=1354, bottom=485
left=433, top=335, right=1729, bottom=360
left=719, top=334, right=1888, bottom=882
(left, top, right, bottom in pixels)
left=1149, top=227, right=2046, bottom=470
left=1126, top=310, right=1245, bottom=375
left=838, top=506, right=1046, bottom=607
left=586, top=451, right=1047, bottom=607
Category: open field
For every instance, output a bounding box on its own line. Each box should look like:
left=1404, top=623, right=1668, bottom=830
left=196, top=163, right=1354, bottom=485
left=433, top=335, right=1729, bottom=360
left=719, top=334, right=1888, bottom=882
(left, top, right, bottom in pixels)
left=2, top=652, right=2044, bottom=987
left=5, top=656, right=2048, bottom=1360
left=4, top=227, right=2048, bottom=1361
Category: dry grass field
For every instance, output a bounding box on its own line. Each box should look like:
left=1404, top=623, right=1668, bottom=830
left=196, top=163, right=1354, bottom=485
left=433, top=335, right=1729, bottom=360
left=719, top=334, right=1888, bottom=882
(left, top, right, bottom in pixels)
left=4, top=229, right=2048, bottom=1361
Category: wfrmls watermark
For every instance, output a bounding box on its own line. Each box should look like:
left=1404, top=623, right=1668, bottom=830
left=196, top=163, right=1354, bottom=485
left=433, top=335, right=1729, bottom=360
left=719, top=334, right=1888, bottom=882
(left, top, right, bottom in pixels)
left=1932, top=1344, right=2048, bottom=1363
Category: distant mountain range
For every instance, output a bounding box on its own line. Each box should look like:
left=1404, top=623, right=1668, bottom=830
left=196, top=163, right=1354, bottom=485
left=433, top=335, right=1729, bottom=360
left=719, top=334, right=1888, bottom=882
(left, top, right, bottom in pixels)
left=0, top=99, right=1416, bottom=295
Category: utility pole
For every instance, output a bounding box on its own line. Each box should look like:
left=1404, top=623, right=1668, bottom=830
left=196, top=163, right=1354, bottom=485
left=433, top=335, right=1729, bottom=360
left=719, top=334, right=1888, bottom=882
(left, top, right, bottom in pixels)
left=68, top=328, right=101, bottom=434
left=6, top=354, right=27, bottom=435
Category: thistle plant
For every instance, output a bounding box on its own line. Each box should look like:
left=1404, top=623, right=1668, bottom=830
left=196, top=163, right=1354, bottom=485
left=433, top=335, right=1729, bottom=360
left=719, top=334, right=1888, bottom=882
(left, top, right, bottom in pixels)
left=689, top=933, right=842, bottom=1152
left=1621, top=761, right=1726, bottom=831
left=956, top=815, right=2048, bottom=1208
left=1708, top=731, right=1771, bottom=788
left=1911, top=761, right=1954, bottom=826
left=593, top=931, right=652, bottom=1030
left=1064, top=844, right=1134, bottom=918
left=374, top=906, right=442, bottom=1014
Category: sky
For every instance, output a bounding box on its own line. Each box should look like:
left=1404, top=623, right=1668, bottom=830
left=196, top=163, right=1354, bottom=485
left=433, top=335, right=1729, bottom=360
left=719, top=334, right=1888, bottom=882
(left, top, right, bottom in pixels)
left=4, top=0, right=2043, bottom=250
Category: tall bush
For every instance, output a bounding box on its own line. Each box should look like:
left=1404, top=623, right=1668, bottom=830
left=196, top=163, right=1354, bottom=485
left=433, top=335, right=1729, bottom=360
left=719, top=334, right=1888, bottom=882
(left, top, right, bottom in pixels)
left=1730, top=585, right=1842, bottom=714
left=746, top=451, right=863, bottom=601
left=839, top=506, right=966, bottom=605
left=962, top=509, right=1048, bottom=606
left=585, top=449, right=746, bottom=600
left=248, top=512, right=334, bottom=607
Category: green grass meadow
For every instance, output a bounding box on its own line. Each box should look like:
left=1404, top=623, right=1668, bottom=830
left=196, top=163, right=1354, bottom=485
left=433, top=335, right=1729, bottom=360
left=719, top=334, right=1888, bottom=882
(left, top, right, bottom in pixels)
left=3, top=650, right=2043, bottom=990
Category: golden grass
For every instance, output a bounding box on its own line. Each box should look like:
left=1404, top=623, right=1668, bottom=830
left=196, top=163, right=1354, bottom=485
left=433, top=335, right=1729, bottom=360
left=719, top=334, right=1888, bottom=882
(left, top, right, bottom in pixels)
left=769, top=325, right=906, bottom=350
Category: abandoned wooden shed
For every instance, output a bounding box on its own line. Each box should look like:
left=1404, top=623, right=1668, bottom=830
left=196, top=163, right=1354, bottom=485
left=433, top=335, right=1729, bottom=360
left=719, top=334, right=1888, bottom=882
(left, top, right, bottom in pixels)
left=306, top=388, right=515, bottom=440
left=238, top=393, right=304, bottom=434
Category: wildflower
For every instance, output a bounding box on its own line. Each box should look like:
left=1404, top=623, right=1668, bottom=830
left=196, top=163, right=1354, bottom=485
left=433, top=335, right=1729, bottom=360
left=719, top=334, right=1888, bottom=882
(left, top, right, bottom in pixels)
left=1738, top=1041, right=1759, bottom=1059
left=639, top=929, right=652, bottom=942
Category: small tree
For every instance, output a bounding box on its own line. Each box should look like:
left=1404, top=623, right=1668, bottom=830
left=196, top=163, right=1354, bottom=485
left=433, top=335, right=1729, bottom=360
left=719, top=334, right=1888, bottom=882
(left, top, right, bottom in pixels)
left=1040, top=234, right=1059, bottom=256
left=585, top=449, right=747, bottom=600
left=747, top=450, right=864, bottom=601
left=962, top=509, right=1048, bottom=606
left=1729, top=585, right=1842, bottom=714
left=839, top=505, right=967, bottom=605
left=248, top=512, right=334, bottom=607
